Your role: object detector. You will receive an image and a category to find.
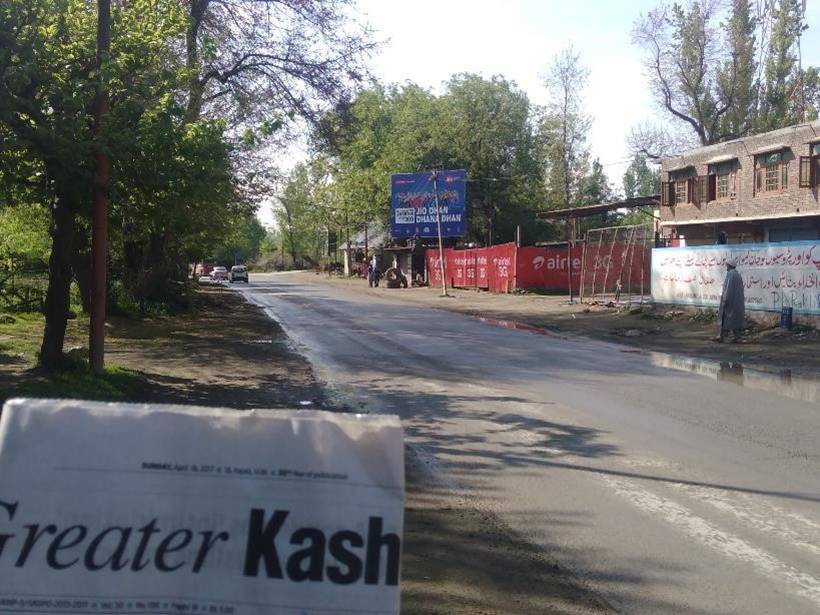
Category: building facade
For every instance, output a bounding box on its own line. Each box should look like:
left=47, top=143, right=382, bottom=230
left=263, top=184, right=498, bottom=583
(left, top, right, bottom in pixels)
left=659, top=121, right=820, bottom=245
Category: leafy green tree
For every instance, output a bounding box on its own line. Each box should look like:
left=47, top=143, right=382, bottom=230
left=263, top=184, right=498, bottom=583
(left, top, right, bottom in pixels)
left=633, top=0, right=815, bottom=146
left=213, top=215, right=267, bottom=266
left=316, top=76, right=548, bottom=245
left=622, top=154, right=661, bottom=198
left=718, top=0, right=758, bottom=137
left=758, top=0, right=804, bottom=130
left=0, top=0, right=241, bottom=363
left=275, top=164, right=319, bottom=266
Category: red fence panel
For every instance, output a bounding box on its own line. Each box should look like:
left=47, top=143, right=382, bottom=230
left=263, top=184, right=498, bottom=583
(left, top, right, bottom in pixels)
left=475, top=249, right=489, bottom=289
left=487, top=243, right=516, bottom=293
left=516, top=246, right=582, bottom=292
left=451, top=251, right=468, bottom=288
left=464, top=249, right=478, bottom=289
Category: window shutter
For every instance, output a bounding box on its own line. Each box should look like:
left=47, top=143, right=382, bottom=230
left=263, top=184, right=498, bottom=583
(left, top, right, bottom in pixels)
left=660, top=181, right=667, bottom=206
left=729, top=173, right=736, bottom=198
left=814, top=157, right=819, bottom=187
left=800, top=156, right=812, bottom=188
left=687, top=178, right=694, bottom=203
left=709, top=174, right=717, bottom=201
left=668, top=181, right=676, bottom=206
left=692, top=177, right=700, bottom=205
left=782, top=160, right=788, bottom=190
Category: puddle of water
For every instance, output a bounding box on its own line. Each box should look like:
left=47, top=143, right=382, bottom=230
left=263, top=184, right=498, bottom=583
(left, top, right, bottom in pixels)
left=474, top=316, right=552, bottom=336
left=649, top=352, right=819, bottom=404
left=473, top=314, right=818, bottom=404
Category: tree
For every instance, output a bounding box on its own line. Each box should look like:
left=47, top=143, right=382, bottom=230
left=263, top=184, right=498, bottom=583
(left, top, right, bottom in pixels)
left=314, top=76, right=550, bottom=246
left=717, top=0, right=758, bottom=137
left=213, top=215, right=267, bottom=266
left=540, top=46, right=591, bottom=210
left=758, top=0, right=804, bottom=129
left=633, top=0, right=732, bottom=146
left=622, top=154, right=660, bottom=198
left=275, top=164, right=317, bottom=266
left=0, top=1, right=243, bottom=363
left=632, top=0, right=815, bottom=147
left=182, top=0, right=375, bottom=125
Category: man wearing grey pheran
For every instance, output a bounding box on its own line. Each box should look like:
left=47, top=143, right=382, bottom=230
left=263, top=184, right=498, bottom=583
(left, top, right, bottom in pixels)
left=715, top=258, right=745, bottom=343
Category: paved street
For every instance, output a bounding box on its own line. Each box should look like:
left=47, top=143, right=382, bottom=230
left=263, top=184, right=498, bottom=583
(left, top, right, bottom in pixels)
left=241, top=273, right=820, bottom=614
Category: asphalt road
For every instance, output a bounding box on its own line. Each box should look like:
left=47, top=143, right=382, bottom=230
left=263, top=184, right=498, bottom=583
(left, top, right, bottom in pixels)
left=241, top=273, right=820, bottom=614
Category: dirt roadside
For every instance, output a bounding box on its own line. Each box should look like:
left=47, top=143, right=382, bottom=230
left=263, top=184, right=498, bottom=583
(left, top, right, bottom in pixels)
left=289, top=271, right=820, bottom=376
left=0, top=287, right=613, bottom=614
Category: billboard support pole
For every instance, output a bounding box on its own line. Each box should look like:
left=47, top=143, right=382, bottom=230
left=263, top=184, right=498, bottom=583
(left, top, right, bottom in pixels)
left=432, top=170, right=449, bottom=297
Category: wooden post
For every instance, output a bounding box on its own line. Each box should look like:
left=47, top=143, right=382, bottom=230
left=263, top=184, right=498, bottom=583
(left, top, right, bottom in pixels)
left=579, top=235, right=587, bottom=302
left=590, top=229, right=604, bottom=302
left=601, top=227, right=619, bottom=299
left=89, top=0, right=111, bottom=375
left=625, top=226, right=637, bottom=306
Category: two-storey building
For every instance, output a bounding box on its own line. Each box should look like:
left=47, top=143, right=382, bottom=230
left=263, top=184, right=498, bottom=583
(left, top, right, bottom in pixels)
left=659, top=120, right=820, bottom=245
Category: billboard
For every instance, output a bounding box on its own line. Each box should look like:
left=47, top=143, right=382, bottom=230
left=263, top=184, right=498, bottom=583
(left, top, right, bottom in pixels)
left=652, top=240, right=820, bottom=314
left=391, top=170, right=466, bottom=238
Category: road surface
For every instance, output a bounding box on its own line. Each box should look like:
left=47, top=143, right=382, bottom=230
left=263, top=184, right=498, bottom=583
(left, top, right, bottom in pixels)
left=240, top=273, right=820, bottom=614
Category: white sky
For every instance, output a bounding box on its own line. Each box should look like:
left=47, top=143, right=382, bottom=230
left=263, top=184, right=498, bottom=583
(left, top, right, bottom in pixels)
left=259, top=0, right=820, bottom=226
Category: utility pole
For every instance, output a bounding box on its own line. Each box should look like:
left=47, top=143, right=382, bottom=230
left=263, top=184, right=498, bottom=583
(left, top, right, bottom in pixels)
left=89, top=0, right=110, bottom=374
left=431, top=170, right=449, bottom=297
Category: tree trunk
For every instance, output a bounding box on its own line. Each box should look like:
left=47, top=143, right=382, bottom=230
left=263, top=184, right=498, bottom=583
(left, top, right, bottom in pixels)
left=40, top=192, right=76, bottom=370
left=72, top=232, right=92, bottom=314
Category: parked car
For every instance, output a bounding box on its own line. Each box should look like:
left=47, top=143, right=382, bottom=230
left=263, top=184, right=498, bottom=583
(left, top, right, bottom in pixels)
left=229, top=265, right=248, bottom=283
left=211, top=266, right=229, bottom=281
left=197, top=275, right=213, bottom=285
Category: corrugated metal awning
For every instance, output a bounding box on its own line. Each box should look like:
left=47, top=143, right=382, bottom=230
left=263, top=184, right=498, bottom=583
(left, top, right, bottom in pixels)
left=666, top=162, right=694, bottom=172
left=751, top=143, right=788, bottom=155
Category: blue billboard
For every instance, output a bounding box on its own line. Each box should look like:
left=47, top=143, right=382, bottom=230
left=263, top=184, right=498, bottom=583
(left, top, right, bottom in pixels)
left=390, top=170, right=467, bottom=238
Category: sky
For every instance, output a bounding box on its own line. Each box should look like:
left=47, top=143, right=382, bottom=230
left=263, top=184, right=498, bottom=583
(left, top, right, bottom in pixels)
left=260, top=0, right=820, bottom=225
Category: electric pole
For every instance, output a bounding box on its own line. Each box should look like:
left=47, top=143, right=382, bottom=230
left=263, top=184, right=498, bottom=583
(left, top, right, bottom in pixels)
left=432, top=171, right=449, bottom=297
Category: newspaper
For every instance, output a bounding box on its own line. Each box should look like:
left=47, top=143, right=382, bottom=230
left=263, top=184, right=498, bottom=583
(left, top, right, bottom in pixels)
left=0, top=398, right=404, bottom=615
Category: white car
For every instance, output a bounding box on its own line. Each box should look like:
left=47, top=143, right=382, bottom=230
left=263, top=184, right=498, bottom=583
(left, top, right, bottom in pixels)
left=211, top=266, right=229, bottom=281
left=229, top=265, right=248, bottom=283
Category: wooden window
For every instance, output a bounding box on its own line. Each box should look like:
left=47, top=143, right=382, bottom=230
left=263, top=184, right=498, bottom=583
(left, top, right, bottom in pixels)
left=800, top=156, right=813, bottom=188
left=716, top=173, right=729, bottom=200
left=755, top=152, right=788, bottom=194
left=697, top=175, right=708, bottom=204
left=675, top=180, right=688, bottom=204
left=707, top=161, right=735, bottom=201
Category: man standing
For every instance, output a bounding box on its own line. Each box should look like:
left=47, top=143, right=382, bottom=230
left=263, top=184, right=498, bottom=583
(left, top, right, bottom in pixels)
left=715, top=258, right=745, bottom=343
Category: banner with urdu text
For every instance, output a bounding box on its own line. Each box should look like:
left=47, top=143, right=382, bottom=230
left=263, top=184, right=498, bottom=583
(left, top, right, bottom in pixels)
left=651, top=241, right=820, bottom=315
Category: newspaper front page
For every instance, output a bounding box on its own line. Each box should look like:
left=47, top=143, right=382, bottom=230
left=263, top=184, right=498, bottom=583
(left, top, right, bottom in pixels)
left=0, top=398, right=404, bottom=614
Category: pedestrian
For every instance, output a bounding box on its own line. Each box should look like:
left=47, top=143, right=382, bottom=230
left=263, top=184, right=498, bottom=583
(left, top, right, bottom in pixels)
left=367, top=263, right=374, bottom=288
left=714, top=258, right=745, bottom=343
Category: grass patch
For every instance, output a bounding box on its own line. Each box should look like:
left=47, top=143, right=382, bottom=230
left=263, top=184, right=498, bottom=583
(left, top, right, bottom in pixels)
left=0, top=312, right=46, bottom=362
left=0, top=364, right=144, bottom=404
